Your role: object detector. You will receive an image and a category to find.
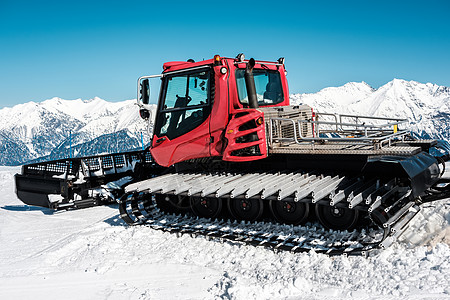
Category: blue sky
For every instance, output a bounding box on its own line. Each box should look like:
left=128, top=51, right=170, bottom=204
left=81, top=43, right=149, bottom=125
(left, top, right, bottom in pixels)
left=1, top=0, right=449, bottom=107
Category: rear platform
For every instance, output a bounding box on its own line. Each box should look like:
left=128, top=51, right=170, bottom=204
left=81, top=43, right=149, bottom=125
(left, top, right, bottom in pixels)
left=261, top=106, right=436, bottom=157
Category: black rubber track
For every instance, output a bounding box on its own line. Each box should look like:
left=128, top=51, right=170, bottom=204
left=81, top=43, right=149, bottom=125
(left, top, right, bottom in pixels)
left=118, top=192, right=389, bottom=257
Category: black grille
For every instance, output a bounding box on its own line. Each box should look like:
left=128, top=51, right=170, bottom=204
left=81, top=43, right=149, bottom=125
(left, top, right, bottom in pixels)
left=46, top=162, right=68, bottom=173
left=83, top=158, right=101, bottom=171
left=102, top=156, right=114, bottom=169
left=230, top=145, right=262, bottom=157
left=114, top=155, right=125, bottom=167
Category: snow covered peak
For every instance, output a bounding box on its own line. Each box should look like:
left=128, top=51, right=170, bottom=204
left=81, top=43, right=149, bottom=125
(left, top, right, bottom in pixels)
left=0, top=97, right=154, bottom=165
left=33, top=97, right=139, bottom=124
left=292, top=79, right=450, bottom=141
left=84, top=96, right=104, bottom=103
left=290, top=81, right=374, bottom=113
left=363, top=79, right=450, bottom=117
left=293, top=79, right=450, bottom=113
left=303, top=81, right=374, bottom=97
left=342, top=81, right=374, bottom=91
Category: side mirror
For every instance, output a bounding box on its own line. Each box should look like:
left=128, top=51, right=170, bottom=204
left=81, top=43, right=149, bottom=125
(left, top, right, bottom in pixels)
left=140, top=79, right=150, bottom=104
left=139, top=108, right=150, bottom=120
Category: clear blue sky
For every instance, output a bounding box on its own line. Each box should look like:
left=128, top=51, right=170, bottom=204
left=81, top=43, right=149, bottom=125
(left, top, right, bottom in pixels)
left=1, top=0, right=449, bottom=107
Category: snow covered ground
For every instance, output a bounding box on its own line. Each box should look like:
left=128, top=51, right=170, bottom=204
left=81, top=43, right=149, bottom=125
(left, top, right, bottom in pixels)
left=0, top=166, right=449, bottom=299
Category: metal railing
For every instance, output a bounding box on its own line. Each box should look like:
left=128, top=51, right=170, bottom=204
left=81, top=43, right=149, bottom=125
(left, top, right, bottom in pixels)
left=268, top=112, right=409, bottom=150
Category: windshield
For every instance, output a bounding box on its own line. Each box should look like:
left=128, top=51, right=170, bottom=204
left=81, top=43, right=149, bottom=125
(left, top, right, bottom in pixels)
left=154, top=68, right=211, bottom=140
left=235, top=69, right=284, bottom=106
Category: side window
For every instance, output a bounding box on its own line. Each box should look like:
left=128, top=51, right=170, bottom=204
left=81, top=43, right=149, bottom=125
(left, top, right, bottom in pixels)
left=235, top=69, right=284, bottom=106
left=155, top=69, right=211, bottom=140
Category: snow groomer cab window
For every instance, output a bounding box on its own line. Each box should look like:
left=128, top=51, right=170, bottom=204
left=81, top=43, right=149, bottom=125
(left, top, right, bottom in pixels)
left=235, top=68, right=284, bottom=106
left=155, top=68, right=212, bottom=140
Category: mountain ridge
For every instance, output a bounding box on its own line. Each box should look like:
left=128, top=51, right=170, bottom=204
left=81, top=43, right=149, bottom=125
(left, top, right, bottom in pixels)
left=291, top=78, right=450, bottom=141
left=0, top=97, right=155, bottom=165
left=1, top=78, right=449, bottom=166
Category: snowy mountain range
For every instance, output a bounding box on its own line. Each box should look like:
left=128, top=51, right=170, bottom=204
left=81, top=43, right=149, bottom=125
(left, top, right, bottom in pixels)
left=291, top=79, right=450, bottom=141
left=0, top=97, right=155, bottom=165
left=0, top=79, right=449, bottom=166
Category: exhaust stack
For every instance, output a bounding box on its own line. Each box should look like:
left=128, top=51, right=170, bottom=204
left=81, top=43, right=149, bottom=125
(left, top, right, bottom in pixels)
left=244, top=58, right=259, bottom=108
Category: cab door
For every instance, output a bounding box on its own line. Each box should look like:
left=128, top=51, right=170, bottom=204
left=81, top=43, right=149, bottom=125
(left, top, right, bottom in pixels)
left=150, top=67, right=212, bottom=167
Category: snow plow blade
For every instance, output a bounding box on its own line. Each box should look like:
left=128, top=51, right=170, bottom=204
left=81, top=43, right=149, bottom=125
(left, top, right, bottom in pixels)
left=15, top=150, right=156, bottom=209
left=15, top=175, right=62, bottom=208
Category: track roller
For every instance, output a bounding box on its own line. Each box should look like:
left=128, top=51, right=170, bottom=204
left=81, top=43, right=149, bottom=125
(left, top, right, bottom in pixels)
left=154, top=194, right=190, bottom=214
left=315, top=204, right=360, bottom=230
left=227, top=197, right=264, bottom=221
left=190, top=196, right=222, bottom=219
left=269, top=200, right=310, bottom=225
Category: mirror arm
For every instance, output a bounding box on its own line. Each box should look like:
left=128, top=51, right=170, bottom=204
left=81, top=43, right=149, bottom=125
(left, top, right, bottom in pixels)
left=137, top=74, right=163, bottom=107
